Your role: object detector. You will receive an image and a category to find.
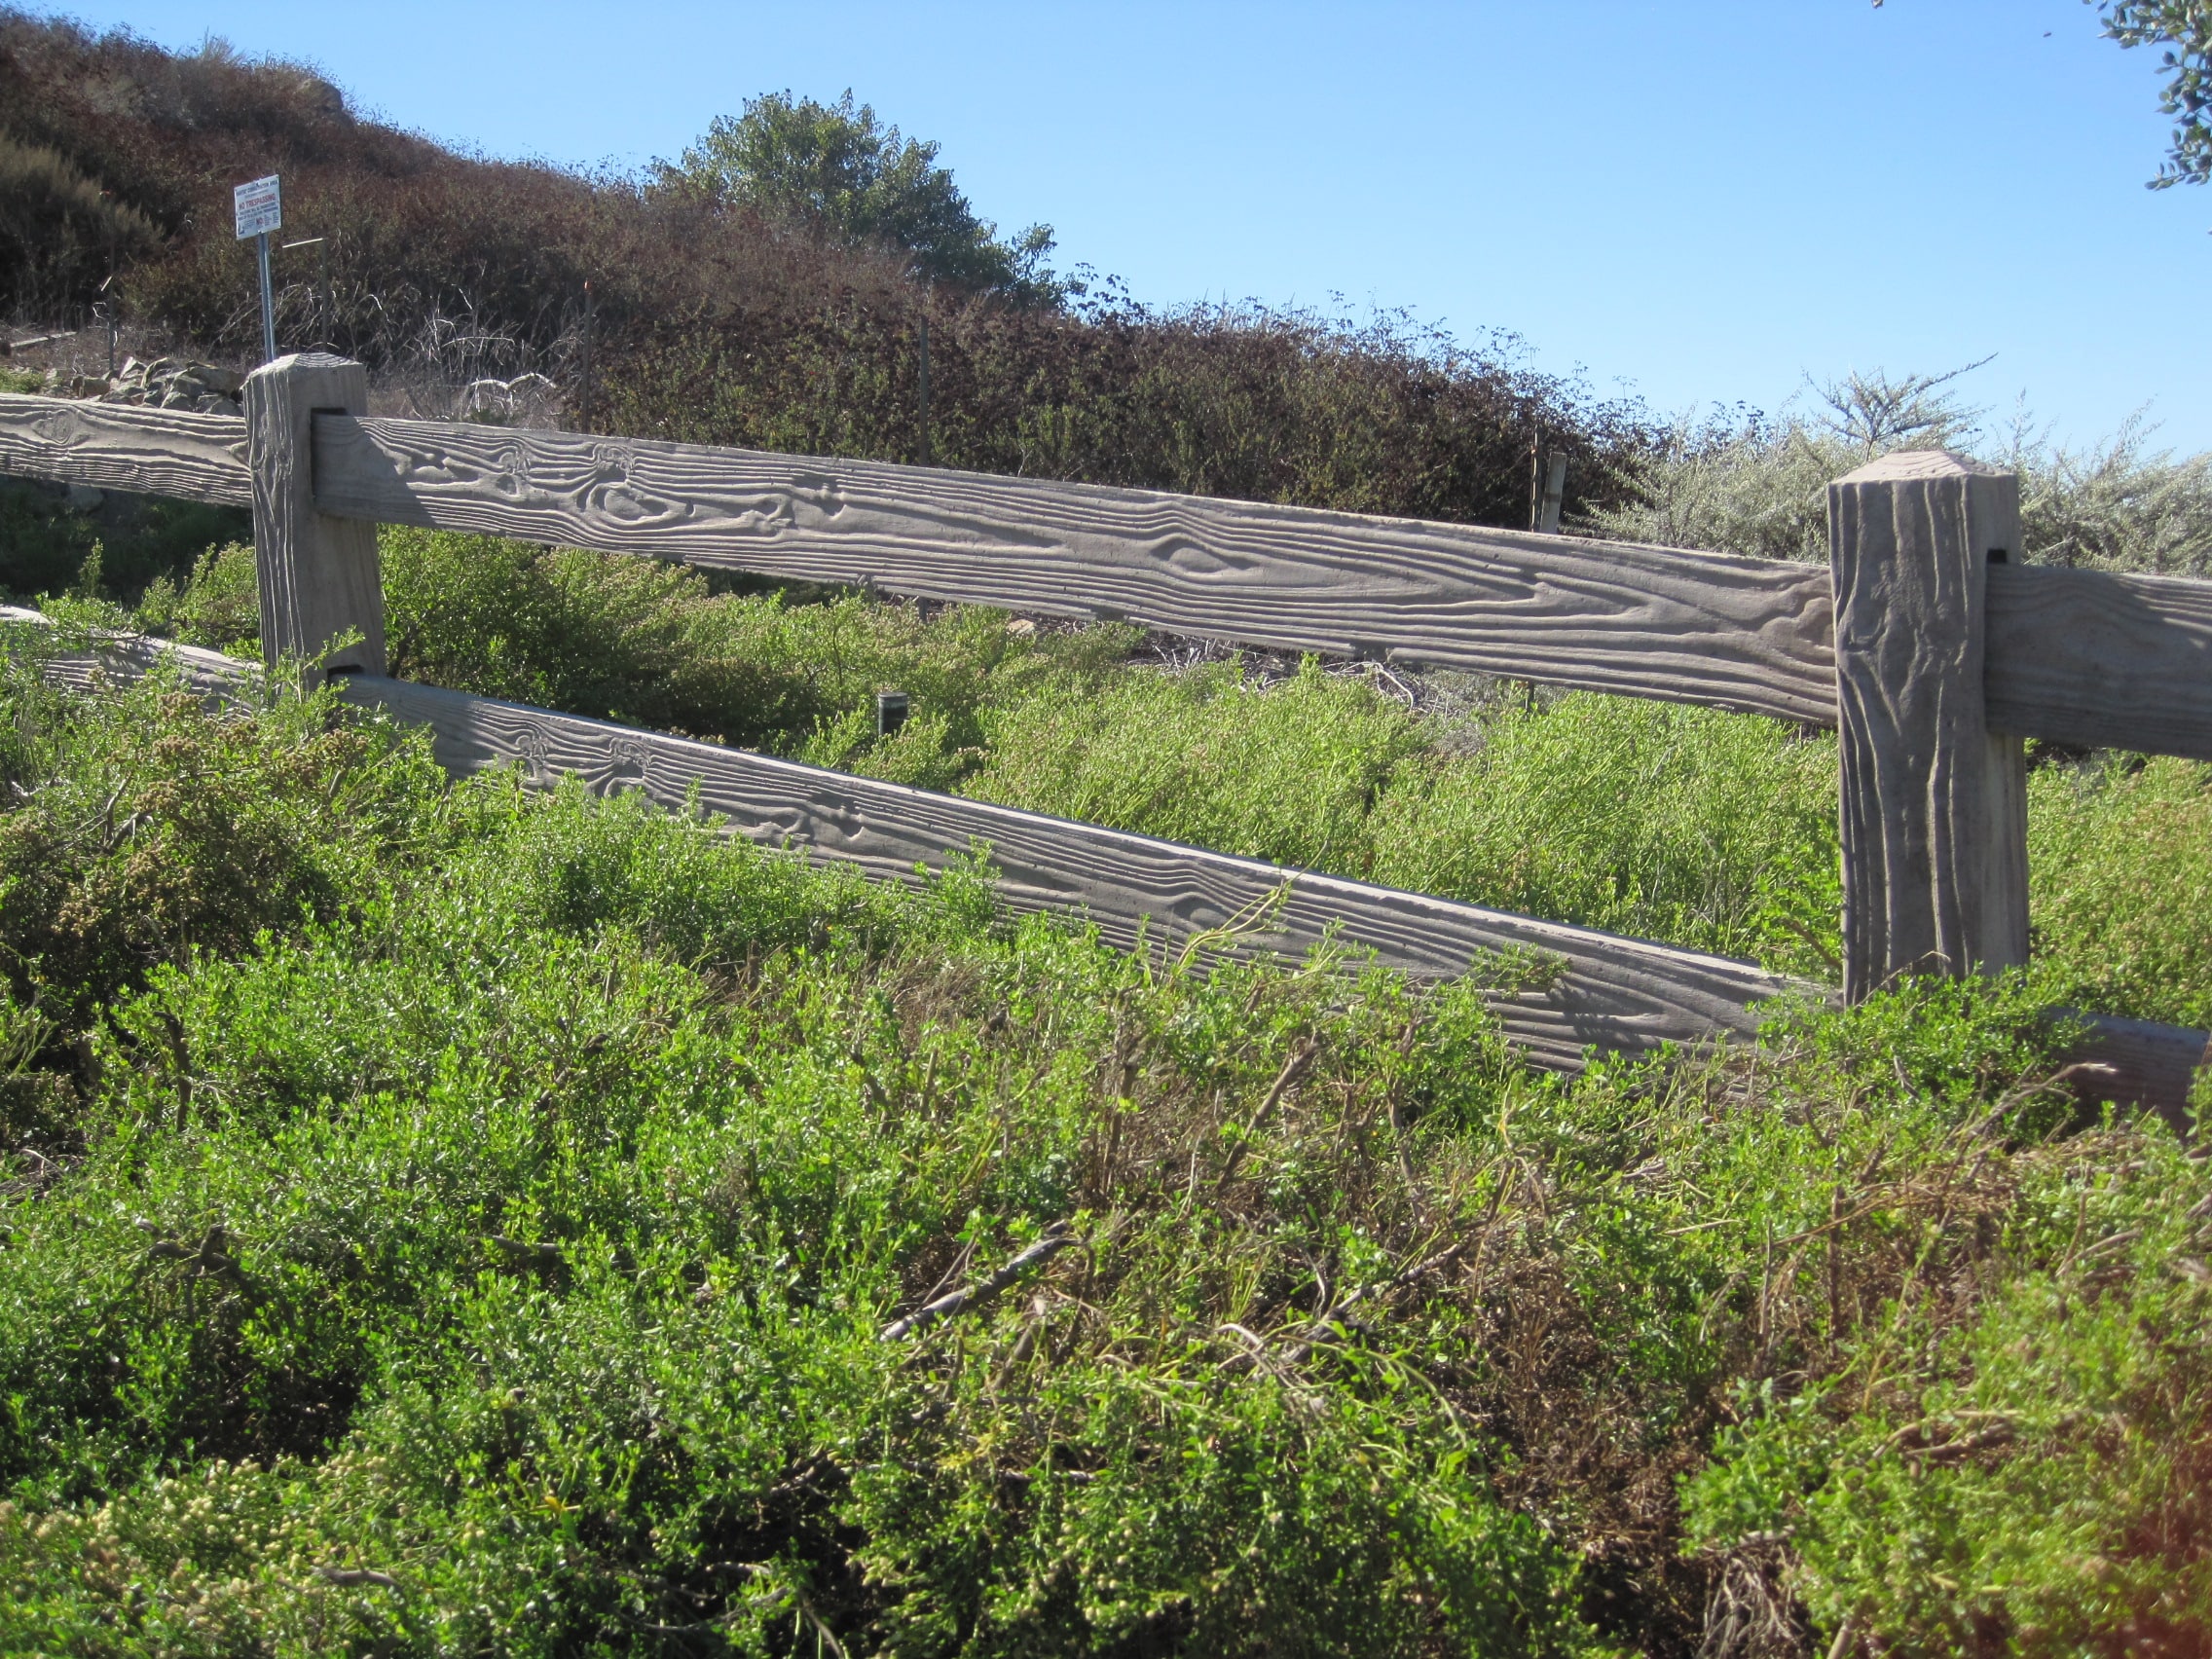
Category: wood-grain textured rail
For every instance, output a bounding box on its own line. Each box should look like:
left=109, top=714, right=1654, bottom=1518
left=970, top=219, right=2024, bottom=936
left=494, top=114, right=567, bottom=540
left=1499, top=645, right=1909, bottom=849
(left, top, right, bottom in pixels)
left=4, top=608, right=2199, bottom=1118
left=0, top=605, right=258, bottom=696
left=1987, top=564, right=2212, bottom=761
left=336, top=673, right=1809, bottom=1069
left=312, top=413, right=1843, bottom=725
left=2055, top=1012, right=2210, bottom=1136
left=0, top=394, right=250, bottom=506
left=8, top=394, right=2210, bottom=765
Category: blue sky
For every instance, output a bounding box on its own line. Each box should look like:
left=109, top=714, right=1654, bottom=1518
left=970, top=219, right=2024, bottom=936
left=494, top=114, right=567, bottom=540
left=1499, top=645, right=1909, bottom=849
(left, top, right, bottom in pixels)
left=34, top=1, right=2212, bottom=450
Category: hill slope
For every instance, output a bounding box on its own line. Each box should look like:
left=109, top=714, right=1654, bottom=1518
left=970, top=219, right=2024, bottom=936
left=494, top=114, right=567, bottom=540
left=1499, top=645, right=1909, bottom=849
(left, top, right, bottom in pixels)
left=0, top=9, right=1638, bottom=532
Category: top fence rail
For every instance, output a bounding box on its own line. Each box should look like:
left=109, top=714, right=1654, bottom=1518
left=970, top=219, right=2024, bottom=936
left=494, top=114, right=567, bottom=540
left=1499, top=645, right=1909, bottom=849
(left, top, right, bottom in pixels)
left=5, top=387, right=2208, bottom=758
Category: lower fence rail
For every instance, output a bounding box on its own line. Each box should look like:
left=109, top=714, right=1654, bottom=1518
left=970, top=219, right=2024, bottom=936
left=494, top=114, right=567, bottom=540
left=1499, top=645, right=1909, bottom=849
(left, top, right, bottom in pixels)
left=341, top=673, right=1801, bottom=1072
left=3, top=606, right=2203, bottom=1124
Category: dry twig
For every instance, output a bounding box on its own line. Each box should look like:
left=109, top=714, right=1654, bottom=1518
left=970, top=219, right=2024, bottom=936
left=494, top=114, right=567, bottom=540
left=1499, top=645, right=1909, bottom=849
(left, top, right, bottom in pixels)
left=882, top=1224, right=1078, bottom=1342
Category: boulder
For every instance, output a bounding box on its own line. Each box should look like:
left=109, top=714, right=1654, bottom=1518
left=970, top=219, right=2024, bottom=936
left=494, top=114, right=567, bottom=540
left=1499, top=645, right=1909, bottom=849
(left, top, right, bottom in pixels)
left=87, top=355, right=246, bottom=411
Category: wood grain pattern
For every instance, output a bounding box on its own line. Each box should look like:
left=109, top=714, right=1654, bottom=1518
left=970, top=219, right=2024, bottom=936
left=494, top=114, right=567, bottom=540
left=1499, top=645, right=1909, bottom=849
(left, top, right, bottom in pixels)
left=1987, top=564, right=2212, bottom=760
left=245, top=355, right=384, bottom=680
left=14, top=392, right=2206, bottom=765
left=337, top=673, right=1811, bottom=1070
left=1828, top=451, right=2030, bottom=999
left=0, top=393, right=251, bottom=506
left=312, top=413, right=1841, bottom=725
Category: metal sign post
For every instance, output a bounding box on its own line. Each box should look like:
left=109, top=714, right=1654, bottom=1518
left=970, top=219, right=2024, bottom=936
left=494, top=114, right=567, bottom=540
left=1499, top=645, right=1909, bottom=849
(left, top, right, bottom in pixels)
left=233, top=174, right=282, bottom=362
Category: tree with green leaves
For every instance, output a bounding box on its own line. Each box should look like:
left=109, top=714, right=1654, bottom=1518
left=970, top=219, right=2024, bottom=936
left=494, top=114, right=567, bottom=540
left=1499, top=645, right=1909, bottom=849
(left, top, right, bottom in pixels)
left=2087, top=0, right=2212, bottom=186
left=665, top=90, right=1062, bottom=303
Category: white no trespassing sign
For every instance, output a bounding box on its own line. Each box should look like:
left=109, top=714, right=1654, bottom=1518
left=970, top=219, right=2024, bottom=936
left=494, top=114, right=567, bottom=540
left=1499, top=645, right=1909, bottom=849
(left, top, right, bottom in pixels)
left=234, top=174, right=281, bottom=240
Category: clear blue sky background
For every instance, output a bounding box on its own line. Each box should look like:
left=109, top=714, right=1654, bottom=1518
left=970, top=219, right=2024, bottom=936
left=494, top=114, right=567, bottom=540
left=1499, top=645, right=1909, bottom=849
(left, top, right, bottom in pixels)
left=31, top=1, right=2212, bottom=450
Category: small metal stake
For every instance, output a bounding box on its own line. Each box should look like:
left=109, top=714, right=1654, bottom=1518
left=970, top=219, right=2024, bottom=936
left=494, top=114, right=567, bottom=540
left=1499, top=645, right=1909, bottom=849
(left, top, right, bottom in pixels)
left=917, top=313, right=931, bottom=467
left=101, top=251, right=116, bottom=375
left=97, top=272, right=117, bottom=377
left=578, top=280, right=595, bottom=432
left=1537, top=455, right=1567, bottom=535
left=255, top=231, right=276, bottom=363
left=283, top=238, right=328, bottom=348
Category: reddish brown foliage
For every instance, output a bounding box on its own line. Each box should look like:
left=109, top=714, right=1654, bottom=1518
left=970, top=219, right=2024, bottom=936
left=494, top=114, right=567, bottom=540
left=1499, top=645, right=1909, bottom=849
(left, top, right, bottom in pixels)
left=3, top=9, right=1645, bottom=529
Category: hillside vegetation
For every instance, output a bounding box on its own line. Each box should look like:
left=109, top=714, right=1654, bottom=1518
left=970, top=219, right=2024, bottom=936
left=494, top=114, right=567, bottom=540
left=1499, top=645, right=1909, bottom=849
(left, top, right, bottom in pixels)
left=0, top=638, right=2206, bottom=1657
left=0, top=10, right=1635, bottom=541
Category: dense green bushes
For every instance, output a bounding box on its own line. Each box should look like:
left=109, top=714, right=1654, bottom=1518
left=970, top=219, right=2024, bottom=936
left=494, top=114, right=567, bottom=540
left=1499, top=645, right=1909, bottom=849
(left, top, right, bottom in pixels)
left=0, top=477, right=252, bottom=610
left=2027, top=756, right=2212, bottom=1029
left=0, top=640, right=449, bottom=1130
left=136, top=536, right=1144, bottom=766
left=1685, top=1153, right=2212, bottom=1651
left=122, top=535, right=1859, bottom=971
left=962, top=666, right=1843, bottom=970
left=0, top=653, right=2204, bottom=1655
left=965, top=659, right=1432, bottom=877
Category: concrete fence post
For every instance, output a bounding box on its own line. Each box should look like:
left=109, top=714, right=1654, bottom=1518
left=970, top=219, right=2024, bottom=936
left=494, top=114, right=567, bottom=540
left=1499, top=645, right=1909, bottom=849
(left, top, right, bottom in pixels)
left=243, top=351, right=383, bottom=683
left=1827, top=450, right=2030, bottom=1001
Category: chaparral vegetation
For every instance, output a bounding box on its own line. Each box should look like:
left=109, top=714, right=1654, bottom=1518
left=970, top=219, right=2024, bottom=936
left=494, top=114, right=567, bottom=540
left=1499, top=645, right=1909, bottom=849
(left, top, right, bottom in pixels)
left=3, top=9, right=2211, bottom=1656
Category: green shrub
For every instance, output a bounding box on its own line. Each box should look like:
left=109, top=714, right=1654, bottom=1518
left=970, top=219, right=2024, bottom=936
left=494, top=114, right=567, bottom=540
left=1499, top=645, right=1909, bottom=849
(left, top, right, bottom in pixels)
left=1588, top=370, right=2212, bottom=578
left=158, top=527, right=1138, bottom=776
left=1682, top=1123, right=2212, bottom=1654
left=0, top=666, right=2206, bottom=1654
left=0, top=478, right=252, bottom=607
left=2027, top=755, right=2212, bottom=1029
left=377, top=528, right=795, bottom=738
left=131, top=541, right=261, bottom=656
left=970, top=673, right=1843, bottom=969
left=0, top=985, right=67, bottom=1142
left=964, top=657, right=1426, bottom=875
left=0, top=718, right=1602, bottom=1650
left=1369, top=693, right=1840, bottom=965
left=0, top=630, right=448, bottom=1054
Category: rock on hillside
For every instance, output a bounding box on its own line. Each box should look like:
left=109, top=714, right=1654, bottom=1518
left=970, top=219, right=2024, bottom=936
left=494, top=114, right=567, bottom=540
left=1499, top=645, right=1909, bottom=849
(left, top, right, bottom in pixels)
left=42, top=355, right=242, bottom=414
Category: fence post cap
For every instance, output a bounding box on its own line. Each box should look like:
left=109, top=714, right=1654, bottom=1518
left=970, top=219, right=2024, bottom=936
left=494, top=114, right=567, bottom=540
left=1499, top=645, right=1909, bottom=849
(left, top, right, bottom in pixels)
left=243, top=350, right=363, bottom=384
left=1833, top=448, right=2006, bottom=486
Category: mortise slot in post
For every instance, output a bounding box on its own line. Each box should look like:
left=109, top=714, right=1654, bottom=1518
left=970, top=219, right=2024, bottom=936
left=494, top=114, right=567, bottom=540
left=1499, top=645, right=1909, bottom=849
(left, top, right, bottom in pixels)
left=308, top=405, right=348, bottom=489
